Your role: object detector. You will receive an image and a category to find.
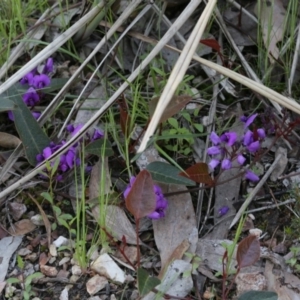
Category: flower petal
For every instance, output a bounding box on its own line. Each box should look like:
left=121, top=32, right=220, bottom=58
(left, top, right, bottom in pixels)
left=207, top=146, right=221, bottom=155
left=257, top=128, right=266, bottom=139
left=33, top=74, right=50, bottom=89
left=245, top=170, right=259, bottom=182
left=210, top=132, right=221, bottom=145
left=247, top=141, right=260, bottom=153
left=243, top=130, right=253, bottom=146
left=43, top=147, right=52, bottom=158
left=20, top=72, right=34, bottom=85
left=43, top=58, right=53, bottom=74
left=218, top=206, right=229, bottom=217
left=209, top=159, right=220, bottom=170
left=237, top=154, right=246, bottom=165
left=244, top=114, right=258, bottom=127
left=221, top=159, right=231, bottom=170
left=224, top=132, right=237, bottom=146
left=92, top=128, right=104, bottom=141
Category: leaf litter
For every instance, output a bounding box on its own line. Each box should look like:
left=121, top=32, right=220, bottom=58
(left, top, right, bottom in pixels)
left=1, top=0, right=300, bottom=299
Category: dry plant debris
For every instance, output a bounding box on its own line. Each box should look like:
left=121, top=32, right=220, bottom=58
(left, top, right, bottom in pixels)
left=1, top=0, right=300, bottom=299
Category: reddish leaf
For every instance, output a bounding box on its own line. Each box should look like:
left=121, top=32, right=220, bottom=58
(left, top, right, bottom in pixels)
left=119, top=104, right=131, bottom=138
left=200, top=39, right=221, bottom=53
left=149, top=95, right=192, bottom=124
left=125, top=170, right=157, bottom=220
left=179, top=162, right=213, bottom=185
left=237, top=235, right=260, bottom=268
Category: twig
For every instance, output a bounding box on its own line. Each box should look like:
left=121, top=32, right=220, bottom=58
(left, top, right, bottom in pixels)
left=229, top=153, right=283, bottom=229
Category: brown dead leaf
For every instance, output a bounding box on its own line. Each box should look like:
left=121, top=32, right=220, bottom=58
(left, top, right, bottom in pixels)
left=93, top=205, right=140, bottom=245
left=265, top=260, right=300, bottom=300
left=89, top=159, right=112, bottom=200
left=158, top=239, right=190, bottom=279
left=0, top=132, right=21, bottom=149
left=153, top=183, right=197, bottom=268
left=8, top=219, right=36, bottom=236
left=255, top=0, right=286, bottom=62
left=270, top=147, right=287, bottom=181
left=149, top=95, right=192, bottom=124
left=39, top=252, right=49, bottom=266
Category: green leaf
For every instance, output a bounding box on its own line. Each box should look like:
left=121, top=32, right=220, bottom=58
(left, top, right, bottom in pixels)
left=193, top=123, right=203, bottom=133
left=53, top=206, right=62, bottom=216
left=41, top=192, right=53, bottom=204
left=17, top=255, right=25, bottom=269
left=146, top=162, right=195, bottom=186
left=85, top=138, right=113, bottom=157
left=24, top=272, right=43, bottom=287
left=23, top=290, right=30, bottom=300
left=3, top=85, right=50, bottom=165
left=6, top=277, right=21, bottom=284
left=238, top=291, right=278, bottom=300
left=137, top=268, right=160, bottom=296
left=0, top=98, right=17, bottom=112
left=168, top=117, right=178, bottom=129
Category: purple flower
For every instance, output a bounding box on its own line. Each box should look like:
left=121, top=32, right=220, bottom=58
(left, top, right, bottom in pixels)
left=245, top=170, right=259, bottom=182
left=42, top=58, right=53, bottom=74
left=123, top=176, right=168, bottom=220
left=218, top=206, right=229, bottom=217
left=257, top=128, right=266, bottom=139
left=8, top=111, right=14, bottom=121
left=67, top=124, right=83, bottom=137
left=207, top=146, right=221, bottom=155
left=92, top=128, right=104, bottom=141
left=221, top=159, right=231, bottom=170
left=220, top=132, right=237, bottom=146
left=22, top=87, right=40, bottom=106
left=36, top=140, right=80, bottom=181
left=43, top=146, right=52, bottom=159
left=237, top=154, right=246, bottom=165
left=247, top=141, right=260, bottom=153
left=32, top=112, right=41, bottom=120
left=20, top=72, right=34, bottom=85
left=243, top=130, right=253, bottom=146
left=241, top=114, right=258, bottom=128
left=210, top=132, right=221, bottom=145
left=33, top=74, right=50, bottom=89
left=123, top=176, right=136, bottom=198
left=209, top=159, right=220, bottom=170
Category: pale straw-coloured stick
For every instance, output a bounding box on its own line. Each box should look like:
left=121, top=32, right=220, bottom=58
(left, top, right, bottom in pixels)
left=138, top=0, right=217, bottom=153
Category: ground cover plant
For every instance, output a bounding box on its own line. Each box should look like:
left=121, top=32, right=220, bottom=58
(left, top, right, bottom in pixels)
left=1, top=0, right=300, bottom=299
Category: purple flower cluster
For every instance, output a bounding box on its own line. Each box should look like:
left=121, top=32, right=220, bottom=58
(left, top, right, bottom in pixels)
left=36, top=141, right=79, bottom=181
left=207, top=114, right=265, bottom=182
left=124, top=176, right=168, bottom=220
left=9, top=58, right=53, bottom=121
left=66, top=124, right=104, bottom=141
left=36, top=124, right=104, bottom=181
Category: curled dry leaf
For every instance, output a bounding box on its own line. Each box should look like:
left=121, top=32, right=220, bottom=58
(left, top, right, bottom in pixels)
left=0, top=132, right=21, bottom=149
left=8, top=219, right=36, bottom=236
